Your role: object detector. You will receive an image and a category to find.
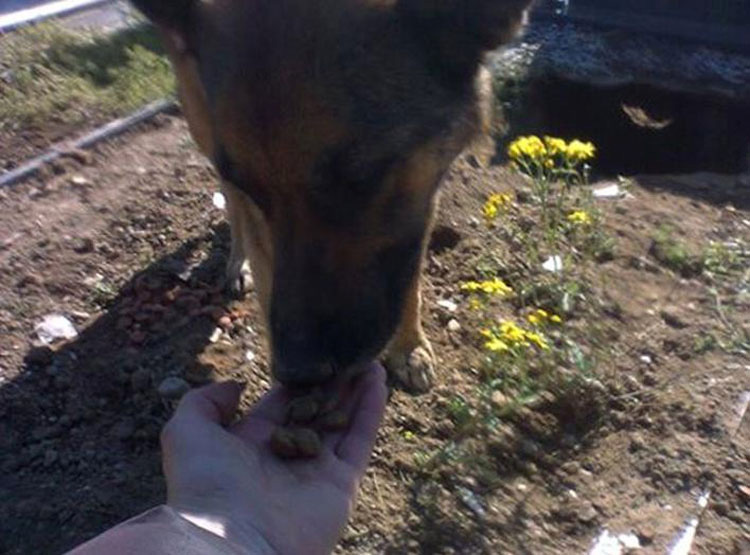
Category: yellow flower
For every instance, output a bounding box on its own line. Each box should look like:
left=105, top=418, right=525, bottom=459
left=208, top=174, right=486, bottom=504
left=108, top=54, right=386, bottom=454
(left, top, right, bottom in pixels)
left=483, top=193, right=514, bottom=222
left=527, top=308, right=563, bottom=326
left=469, top=298, right=484, bottom=311
left=567, top=210, right=592, bottom=225
left=485, top=337, right=510, bottom=353
left=461, top=278, right=513, bottom=297
left=565, top=140, right=596, bottom=162
left=544, top=136, right=567, bottom=157
left=525, top=331, right=550, bottom=350
left=508, top=136, right=547, bottom=161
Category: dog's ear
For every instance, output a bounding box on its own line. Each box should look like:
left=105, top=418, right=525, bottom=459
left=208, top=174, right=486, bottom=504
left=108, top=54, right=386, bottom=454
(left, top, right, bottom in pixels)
left=397, top=0, right=533, bottom=77
left=130, top=0, right=195, bottom=32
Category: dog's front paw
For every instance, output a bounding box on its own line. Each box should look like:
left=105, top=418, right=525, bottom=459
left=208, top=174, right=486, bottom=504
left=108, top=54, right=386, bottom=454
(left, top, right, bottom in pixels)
left=383, top=342, right=436, bottom=393
left=226, top=258, right=253, bottom=297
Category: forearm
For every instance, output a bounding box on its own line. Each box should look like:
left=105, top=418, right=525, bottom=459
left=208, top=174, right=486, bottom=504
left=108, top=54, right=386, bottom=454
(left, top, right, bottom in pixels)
left=66, top=505, right=274, bottom=555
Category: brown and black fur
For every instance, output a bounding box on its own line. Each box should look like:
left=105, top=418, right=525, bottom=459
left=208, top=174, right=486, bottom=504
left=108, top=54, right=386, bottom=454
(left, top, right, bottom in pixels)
left=130, top=0, right=532, bottom=391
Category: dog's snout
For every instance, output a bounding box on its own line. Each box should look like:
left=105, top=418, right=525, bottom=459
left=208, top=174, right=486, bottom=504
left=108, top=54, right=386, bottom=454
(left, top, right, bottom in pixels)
left=274, top=361, right=335, bottom=387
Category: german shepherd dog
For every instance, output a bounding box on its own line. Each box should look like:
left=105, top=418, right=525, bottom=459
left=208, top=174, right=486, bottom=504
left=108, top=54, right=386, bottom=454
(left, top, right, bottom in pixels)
left=130, top=0, right=532, bottom=392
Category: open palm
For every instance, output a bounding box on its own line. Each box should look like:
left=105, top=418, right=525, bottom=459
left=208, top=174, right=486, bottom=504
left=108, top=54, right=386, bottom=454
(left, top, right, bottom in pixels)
left=161, top=364, right=387, bottom=555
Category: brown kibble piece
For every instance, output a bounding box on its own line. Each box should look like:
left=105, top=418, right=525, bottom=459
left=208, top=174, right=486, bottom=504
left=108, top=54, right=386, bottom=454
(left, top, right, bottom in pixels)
left=270, top=427, right=322, bottom=459
left=287, top=396, right=320, bottom=424
left=294, top=428, right=322, bottom=458
left=318, top=410, right=348, bottom=431
left=270, top=428, right=298, bottom=459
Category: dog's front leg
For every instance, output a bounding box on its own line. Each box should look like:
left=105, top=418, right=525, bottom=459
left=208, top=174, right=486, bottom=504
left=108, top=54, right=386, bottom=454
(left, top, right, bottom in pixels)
left=382, top=273, right=436, bottom=393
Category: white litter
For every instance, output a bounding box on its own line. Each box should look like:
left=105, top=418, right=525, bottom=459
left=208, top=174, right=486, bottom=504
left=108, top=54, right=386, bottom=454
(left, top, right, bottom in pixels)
left=212, top=192, right=227, bottom=210
left=245, top=350, right=256, bottom=362
left=35, top=315, right=78, bottom=345
left=437, top=299, right=458, bottom=312
left=590, top=530, right=642, bottom=555
left=593, top=184, right=624, bottom=199
left=208, top=327, right=222, bottom=343
left=543, top=255, right=563, bottom=273
left=668, top=519, right=699, bottom=555
left=640, top=355, right=653, bottom=365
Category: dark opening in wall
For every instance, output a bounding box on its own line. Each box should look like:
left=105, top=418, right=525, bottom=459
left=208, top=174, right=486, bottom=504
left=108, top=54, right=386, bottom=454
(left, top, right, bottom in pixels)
left=503, top=76, right=750, bottom=175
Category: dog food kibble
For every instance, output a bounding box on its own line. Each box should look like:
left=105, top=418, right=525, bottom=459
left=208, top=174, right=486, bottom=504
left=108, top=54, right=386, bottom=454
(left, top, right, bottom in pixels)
left=286, top=396, right=320, bottom=424
left=270, top=427, right=323, bottom=459
left=294, top=428, right=323, bottom=458
left=319, top=409, right=348, bottom=431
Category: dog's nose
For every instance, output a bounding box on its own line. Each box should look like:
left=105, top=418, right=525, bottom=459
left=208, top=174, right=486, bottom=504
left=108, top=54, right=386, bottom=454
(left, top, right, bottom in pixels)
left=273, top=361, right=335, bottom=387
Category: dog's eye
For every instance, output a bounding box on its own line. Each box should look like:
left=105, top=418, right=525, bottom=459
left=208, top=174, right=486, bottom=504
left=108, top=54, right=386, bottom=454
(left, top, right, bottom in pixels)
left=308, top=145, right=397, bottom=223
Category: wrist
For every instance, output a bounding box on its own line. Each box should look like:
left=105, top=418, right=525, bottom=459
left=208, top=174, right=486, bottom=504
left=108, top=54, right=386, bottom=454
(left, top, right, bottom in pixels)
left=171, top=504, right=278, bottom=555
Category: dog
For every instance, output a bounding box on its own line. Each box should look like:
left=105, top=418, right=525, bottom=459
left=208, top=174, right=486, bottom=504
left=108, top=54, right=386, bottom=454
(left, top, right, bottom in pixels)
left=130, top=0, right=531, bottom=392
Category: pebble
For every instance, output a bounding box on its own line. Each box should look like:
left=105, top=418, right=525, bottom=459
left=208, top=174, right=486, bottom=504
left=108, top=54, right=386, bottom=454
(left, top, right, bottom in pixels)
left=660, top=308, right=689, bottom=329
left=43, top=449, right=58, bottom=468
left=447, top=319, right=461, bottom=332
left=158, top=377, right=191, bottom=400
left=577, top=501, right=598, bottom=523
left=561, top=461, right=581, bottom=475
left=218, top=316, right=233, bottom=330
left=130, top=368, right=151, bottom=392
left=436, top=299, right=458, bottom=313
left=26, top=345, right=54, bottom=366
left=112, top=420, right=136, bottom=441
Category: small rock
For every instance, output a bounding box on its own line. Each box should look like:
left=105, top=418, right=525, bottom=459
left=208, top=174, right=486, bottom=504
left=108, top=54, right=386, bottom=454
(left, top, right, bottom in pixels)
left=447, top=319, right=461, bottom=332
left=70, top=175, right=90, bottom=187
left=26, top=345, right=54, bottom=366
left=112, top=420, right=136, bottom=441
left=72, top=237, right=95, bottom=254
left=561, top=461, right=581, bottom=475
left=429, top=225, right=462, bottom=253
left=738, top=485, right=750, bottom=502
left=660, top=308, right=689, bottom=329
left=519, top=438, right=542, bottom=459
left=629, top=434, right=647, bottom=452
left=491, top=390, right=509, bottom=408
left=130, top=368, right=151, bottom=392
left=43, top=449, right=58, bottom=468
left=436, top=299, right=458, bottom=313
left=158, top=377, right=191, bottom=400
left=577, top=501, right=598, bottom=523
left=218, top=316, right=233, bottom=330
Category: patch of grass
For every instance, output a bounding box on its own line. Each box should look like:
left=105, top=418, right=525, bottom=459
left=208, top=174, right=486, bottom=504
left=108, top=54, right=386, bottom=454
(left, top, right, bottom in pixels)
left=649, top=225, right=704, bottom=278
left=0, top=21, right=174, bottom=130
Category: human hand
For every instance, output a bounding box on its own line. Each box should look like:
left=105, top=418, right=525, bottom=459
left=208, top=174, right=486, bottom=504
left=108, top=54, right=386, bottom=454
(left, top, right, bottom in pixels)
left=160, top=363, right=388, bottom=555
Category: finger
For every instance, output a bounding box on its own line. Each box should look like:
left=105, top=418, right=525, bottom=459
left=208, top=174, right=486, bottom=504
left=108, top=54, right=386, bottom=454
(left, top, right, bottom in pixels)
left=161, top=381, right=244, bottom=458
left=230, top=384, right=290, bottom=443
left=174, top=380, right=245, bottom=426
left=246, top=384, right=290, bottom=423
left=335, top=363, right=388, bottom=472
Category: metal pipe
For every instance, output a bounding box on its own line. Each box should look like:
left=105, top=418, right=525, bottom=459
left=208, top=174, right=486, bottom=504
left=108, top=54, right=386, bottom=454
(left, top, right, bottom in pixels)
left=0, top=0, right=113, bottom=33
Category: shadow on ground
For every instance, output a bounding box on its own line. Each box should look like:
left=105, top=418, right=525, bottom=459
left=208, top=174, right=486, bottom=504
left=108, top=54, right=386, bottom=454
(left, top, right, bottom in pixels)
left=0, top=225, right=239, bottom=555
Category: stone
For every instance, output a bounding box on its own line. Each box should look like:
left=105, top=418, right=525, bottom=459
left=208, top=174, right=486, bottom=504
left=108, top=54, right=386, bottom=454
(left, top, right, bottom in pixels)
left=447, top=319, right=461, bottom=332
left=43, top=449, right=58, bottom=468
left=660, top=308, right=689, bottom=329
left=158, top=377, right=191, bottom=400
left=130, top=368, right=151, bottom=392
left=26, top=346, right=54, bottom=366
left=577, top=501, right=598, bottom=523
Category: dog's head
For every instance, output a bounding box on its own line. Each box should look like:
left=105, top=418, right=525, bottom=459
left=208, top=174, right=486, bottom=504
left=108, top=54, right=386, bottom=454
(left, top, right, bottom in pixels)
left=132, top=0, right=531, bottom=386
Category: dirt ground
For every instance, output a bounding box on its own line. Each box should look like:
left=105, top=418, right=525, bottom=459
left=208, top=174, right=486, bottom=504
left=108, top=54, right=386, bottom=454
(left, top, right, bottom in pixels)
left=1, top=113, right=749, bottom=555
